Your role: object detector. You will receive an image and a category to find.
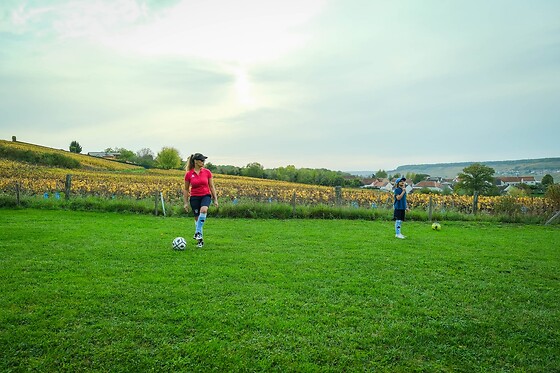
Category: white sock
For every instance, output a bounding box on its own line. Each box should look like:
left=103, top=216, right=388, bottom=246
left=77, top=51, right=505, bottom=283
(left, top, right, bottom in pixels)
left=196, top=213, right=207, bottom=235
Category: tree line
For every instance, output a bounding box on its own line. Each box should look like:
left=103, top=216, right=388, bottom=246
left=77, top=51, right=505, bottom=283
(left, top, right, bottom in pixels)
left=69, top=141, right=367, bottom=188
left=213, top=163, right=364, bottom=188
left=68, top=141, right=557, bottom=197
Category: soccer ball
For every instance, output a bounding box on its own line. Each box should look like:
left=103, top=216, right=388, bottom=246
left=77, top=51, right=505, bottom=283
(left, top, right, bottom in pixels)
left=172, top=237, right=187, bottom=250
left=431, top=222, right=441, bottom=231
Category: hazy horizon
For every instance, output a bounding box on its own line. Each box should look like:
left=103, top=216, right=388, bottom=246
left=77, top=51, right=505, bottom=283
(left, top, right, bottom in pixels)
left=2, top=1, right=559, bottom=171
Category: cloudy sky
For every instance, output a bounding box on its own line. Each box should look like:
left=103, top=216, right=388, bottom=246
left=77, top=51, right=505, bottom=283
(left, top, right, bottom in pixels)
left=1, top=0, right=559, bottom=171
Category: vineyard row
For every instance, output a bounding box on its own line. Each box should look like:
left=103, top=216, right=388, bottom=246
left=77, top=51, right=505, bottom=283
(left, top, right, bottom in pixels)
left=0, top=159, right=556, bottom=216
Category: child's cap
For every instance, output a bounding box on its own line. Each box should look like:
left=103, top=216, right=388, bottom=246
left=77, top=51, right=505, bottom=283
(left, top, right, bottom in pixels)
left=395, top=177, right=406, bottom=184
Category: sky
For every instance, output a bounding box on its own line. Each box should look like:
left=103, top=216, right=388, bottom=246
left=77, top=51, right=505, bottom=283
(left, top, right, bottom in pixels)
left=1, top=0, right=559, bottom=172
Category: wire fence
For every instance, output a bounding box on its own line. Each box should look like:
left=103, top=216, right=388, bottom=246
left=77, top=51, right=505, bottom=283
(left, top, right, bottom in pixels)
left=2, top=173, right=557, bottom=221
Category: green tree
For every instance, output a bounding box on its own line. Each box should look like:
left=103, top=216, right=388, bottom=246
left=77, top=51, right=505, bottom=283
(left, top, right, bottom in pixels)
left=156, top=147, right=182, bottom=169
left=135, top=148, right=155, bottom=168
left=137, top=148, right=154, bottom=159
left=413, top=174, right=430, bottom=183
left=541, top=174, right=554, bottom=187
left=275, top=165, right=297, bottom=182
left=515, top=183, right=532, bottom=196
left=507, top=186, right=528, bottom=197
left=376, top=169, right=388, bottom=178
left=104, top=147, right=134, bottom=162
left=242, top=162, right=265, bottom=178
left=455, top=163, right=495, bottom=196
left=216, top=165, right=241, bottom=175
left=346, top=178, right=364, bottom=188
left=545, top=183, right=560, bottom=210
left=296, top=168, right=313, bottom=184
left=69, top=141, right=82, bottom=153
left=117, top=148, right=135, bottom=162
left=205, top=162, right=217, bottom=172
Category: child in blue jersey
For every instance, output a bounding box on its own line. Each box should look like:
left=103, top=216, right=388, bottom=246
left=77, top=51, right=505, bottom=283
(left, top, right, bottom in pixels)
left=393, top=177, right=408, bottom=239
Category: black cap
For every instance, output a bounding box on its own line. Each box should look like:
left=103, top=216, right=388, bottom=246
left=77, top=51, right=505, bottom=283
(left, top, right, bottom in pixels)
left=193, top=153, right=207, bottom=161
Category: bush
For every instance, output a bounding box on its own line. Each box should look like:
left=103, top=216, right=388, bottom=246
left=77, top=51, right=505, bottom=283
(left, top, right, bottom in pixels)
left=216, top=201, right=293, bottom=219
left=0, top=193, right=555, bottom=224
left=493, top=196, right=523, bottom=217
left=0, top=195, right=19, bottom=208
left=545, top=184, right=560, bottom=210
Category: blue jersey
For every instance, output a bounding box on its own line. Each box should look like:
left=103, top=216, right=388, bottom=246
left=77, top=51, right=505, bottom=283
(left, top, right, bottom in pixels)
left=394, top=187, right=407, bottom=210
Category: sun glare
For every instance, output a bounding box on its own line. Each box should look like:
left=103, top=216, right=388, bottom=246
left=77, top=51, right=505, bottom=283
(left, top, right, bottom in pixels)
left=234, top=67, right=254, bottom=107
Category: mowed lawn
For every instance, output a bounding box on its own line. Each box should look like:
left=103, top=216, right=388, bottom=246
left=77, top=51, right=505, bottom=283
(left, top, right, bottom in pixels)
left=1, top=209, right=559, bottom=372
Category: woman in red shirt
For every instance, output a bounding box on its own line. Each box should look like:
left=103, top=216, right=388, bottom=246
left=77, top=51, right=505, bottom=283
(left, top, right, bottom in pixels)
left=183, top=153, right=219, bottom=248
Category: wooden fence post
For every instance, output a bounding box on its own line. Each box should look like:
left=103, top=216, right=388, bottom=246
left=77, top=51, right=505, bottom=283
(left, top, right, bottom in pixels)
left=428, top=195, right=433, bottom=221
left=15, top=182, right=21, bottom=206
left=154, top=191, right=159, bottom=216
left=472, top=191, right=479, bottom=214
left=335, top=186, right=342, bottom=206
left=291, top=191, right=297, bottom=215
left=65, top=174, right=72, bottom=200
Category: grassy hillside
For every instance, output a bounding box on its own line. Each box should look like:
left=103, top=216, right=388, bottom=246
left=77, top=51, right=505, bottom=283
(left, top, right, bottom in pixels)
left=0, top=139, right=143, bottom=171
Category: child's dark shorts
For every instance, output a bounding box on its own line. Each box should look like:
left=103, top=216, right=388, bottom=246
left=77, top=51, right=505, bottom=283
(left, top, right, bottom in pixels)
left=393, top=209, right=406, bottom=221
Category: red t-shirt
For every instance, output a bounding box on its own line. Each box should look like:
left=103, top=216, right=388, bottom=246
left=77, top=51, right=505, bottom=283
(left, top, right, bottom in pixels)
left=184, top=168, right=213, bottom=197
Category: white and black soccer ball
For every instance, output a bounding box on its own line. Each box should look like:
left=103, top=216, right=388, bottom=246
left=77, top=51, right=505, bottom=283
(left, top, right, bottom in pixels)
left=431, top=222, right=441, bottom=231
left=172, top=237, right=187, bottom=250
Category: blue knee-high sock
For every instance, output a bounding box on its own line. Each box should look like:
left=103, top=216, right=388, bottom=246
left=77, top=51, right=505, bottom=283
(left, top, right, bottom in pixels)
left=196, top=213, right=207, bottom=235
left=395, top=220, right=402, bottom=235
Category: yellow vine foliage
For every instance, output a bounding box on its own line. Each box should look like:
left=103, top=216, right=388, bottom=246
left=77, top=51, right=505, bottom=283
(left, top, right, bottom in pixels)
left=0, top=155, right=555, bottom=215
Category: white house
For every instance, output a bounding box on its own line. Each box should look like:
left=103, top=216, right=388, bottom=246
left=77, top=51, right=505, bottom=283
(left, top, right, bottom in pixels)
left=496, top=176, right=537, bottom=187
left=412, top=181, right=444, bottom=193
left=87, top=152, right=120, bottom=159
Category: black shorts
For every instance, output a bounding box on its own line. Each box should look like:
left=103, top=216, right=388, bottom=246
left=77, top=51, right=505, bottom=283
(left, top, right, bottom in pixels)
left=393, top=209, right=406, bottom=221
left=190, top=195, right=211, bottom=217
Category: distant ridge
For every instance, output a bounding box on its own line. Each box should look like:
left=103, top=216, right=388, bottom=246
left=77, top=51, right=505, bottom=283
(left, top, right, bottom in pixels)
left=397, top=157, right=560, bottom=169
left=350, top=157, right=560, bottom=179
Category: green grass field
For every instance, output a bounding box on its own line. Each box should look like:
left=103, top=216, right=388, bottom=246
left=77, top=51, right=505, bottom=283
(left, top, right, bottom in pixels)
left=1, top=210, right=559, bottom=372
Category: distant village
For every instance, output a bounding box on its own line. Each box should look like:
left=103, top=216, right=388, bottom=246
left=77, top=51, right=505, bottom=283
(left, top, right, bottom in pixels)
left=360, top=176, right=540, bottom=195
